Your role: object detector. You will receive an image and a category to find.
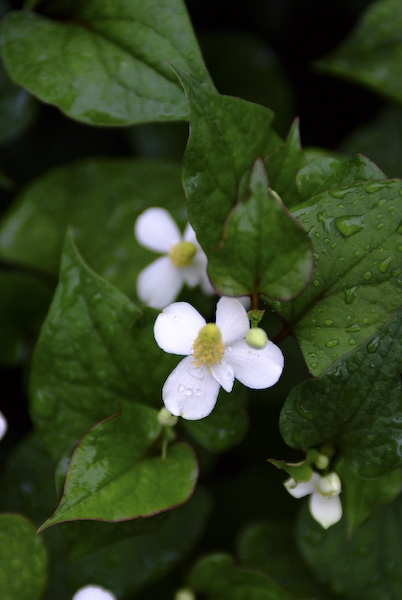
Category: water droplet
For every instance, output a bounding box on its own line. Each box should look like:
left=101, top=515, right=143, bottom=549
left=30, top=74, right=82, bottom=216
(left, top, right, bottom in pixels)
left=346, top=323, right=361, bottom=333
left=388, top=205, right=395, bottom=212
left=375, top=222, right=384, bottom=230
left=311, top=362, right=318, bottom=369
left=195, top=389, right=202, bottom=396
left=363, top=318, right=369, bottom=324
left=367, top=337, right=380, bottom=353
left=349, top=339, right=356, bottom=346
left=335, top=215, right=365, bottom=237
left=365, top=181, right=387, bottom=193
left=315, top=232, right=321, bottom=238
left=379, top=256, right=392, bottom=273
left=354, top=251, right=360, bottom=258
left=324, top=238, right=330, bottom=244
left=173, top=316, right=179, bottom=321
left=326, top=339, right=339, bottom=348
left=331, top=243, right=337, bottom=249
left=397, top=246, right=402, bottom=252
left=313, top=279, right=320, bottom=287
left=329, top=188, right=350, bottom=199
left=374, top=199, right=387, bottom=208
left=344, top=286, right=358, bottom=304
left=363, top=271, right=372, bottom=280
left=178, top=384, right=185, bottom=392
left=188, top=51, right=195, bottom=61
left=185, top=388, right=192, bottom=396
left=346, top=315, right=352, bottom=321
left=392, top=268, right=402, bottom=277
left=324, top=319, right=333, bottom=326
left=317, top=211, right=333, bottom=232
left=227, top=346, right=233, bottom=352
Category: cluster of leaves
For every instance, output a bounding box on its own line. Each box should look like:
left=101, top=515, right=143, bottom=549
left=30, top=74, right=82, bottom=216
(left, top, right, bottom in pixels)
left=1, top=0, right=402, bottom=599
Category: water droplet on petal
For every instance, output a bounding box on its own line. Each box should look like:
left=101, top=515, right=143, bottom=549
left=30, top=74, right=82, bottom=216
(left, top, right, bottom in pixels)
left=227, top=346, right=233, bottom=352
left=185, top=388, right=192, bottom=396
left=178, top=384, right=185, bottom=392
left=195, top=389, right=202, bottom=396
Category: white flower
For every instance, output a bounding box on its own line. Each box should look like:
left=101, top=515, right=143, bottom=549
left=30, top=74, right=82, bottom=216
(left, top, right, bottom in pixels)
left=72, top=585, right=117, bottom=600
left=154, top=296, right=284, bottom=420
left=0, top=411, right=7, bottom=441
left=284, top=472, right=342, bottom=529
left=135, top=207, right=214, bottom=309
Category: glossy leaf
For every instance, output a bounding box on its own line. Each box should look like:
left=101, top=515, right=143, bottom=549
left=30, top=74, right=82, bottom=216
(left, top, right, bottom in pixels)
left=316, top=0, right=402, bottom=105
left=208, top=158, right=314, bottom=299
left=297, top=154, right=386, bottom=203
left=183, top=383, right=248, bottom=453
left=237, top=522, right=335, bottom=600
left=175, top=66, right=283, bottom=255
left=297, top=497, right=402, bottom=599
left=29, top=232, right=178, bottom=460
left=337, top=459, right=402, bottom=533
left=0, top=271, right=52, bottom=366
left=0, top=514, right=48, bottom=600
left=264, top=119, right=307, bottom=209
left=1, top=2, right=214, bottom=126
left=272, top=178, right=402, bottom=376
left=280, top=309, right=402, bottom=478
left=190, top=553, right=295, bottom=600
left=39, top=402, right=197, bottom=530
left=0, top=157, right=186, bottom=299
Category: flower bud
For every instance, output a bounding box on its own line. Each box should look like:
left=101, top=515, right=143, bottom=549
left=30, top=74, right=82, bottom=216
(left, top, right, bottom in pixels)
left=157, top=407, right=178, bottom=427
left=175, top=588, right=196, bottom=600
left=245, top=327, right=268, bottom=349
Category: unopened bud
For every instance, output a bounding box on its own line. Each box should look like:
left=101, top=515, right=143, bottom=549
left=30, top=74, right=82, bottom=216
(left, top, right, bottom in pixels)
left=157, top=407, right=178, bottom=428
left=245, top=327, right=268, bottom=349
left=175, top=589, right=196, bottom=600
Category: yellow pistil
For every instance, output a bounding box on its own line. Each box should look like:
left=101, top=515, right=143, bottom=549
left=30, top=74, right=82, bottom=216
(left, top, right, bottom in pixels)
left=169, top=241, right=197, bottom=268
left=192, top=323, right=225, bottom=369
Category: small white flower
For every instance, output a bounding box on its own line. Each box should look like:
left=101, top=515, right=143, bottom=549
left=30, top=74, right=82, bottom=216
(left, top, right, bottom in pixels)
left=0, top=411, right=7, bottom=441
left=135, top=207, right=213, bottom=309
left=154, top=296, right=284, bottom=420
left=284, top=471, right=342, bottom=529
left=72, top=584, right=117, bottom=600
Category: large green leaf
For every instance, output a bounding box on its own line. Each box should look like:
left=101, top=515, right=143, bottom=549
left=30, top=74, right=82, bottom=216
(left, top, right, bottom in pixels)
left=316, top=0, right=402, bottom=105
left=208, top=158, right=314, bottom=300
left=29, top=232, right=178, bottom=460
left=0, top=514, right=48, bottom=600
left=0, top=158, right=186, bottom=299
left=175, top=66, right=283, bottom=255
left=272, top=178, right=402, bottom=376
left=297, top=154, right=386, bottom=203
left=1, top=1, right=214, bottom=125
left=297, top=497, right=402, bottom=599
left=39, top=402, right=197, bottom=529
left=190, top=553, right=295, bottom=600
left=264, top=119, right=307, bottom=209
left=280, top=309, right=402, bottom=478
left=0, top=59, right=37, bottom=145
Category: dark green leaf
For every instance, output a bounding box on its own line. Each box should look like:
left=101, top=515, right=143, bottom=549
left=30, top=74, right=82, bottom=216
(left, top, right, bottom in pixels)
left=0, top=271, right=53, bottom=365
left=264, top=119, right=307, bottom=209
left=183, top=383, right=248, bottom=453
left=297, top=496, right=402, bottom=599
left=0, top=514, right=48, bottom=600
left=0, top=60, right=37, bottom=145
left=39, top=402, right=197, bottom=529
left=29, top=231, right=178, bottom=460
left=0, top=157, right=186, bottom=299
left=315, top=0, right=402, bottom=104
left=190, top=553, right=296, bottom=600
left=272, top=179, right=402, bottom=375
left=208, top=158, right=313, bottom=299
left=297, top=154, right=386, bottom=203
left=337, top=459, right=402, bottom=533
left=1, top=2, right=214, bottom=126
left=280, top=309, right=402, bottom=478
left=175, top=66, right=283, bottom=255
left=237, top=522, right=336, bottom=600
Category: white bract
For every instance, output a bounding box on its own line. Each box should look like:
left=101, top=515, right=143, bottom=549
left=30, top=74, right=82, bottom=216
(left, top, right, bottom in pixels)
left=72, top=584, right=117, bottom=600
left=284, top=471, right=342, bottom=529
left=154, top=296, right=284, bottom=420
left=135, top=207, right=213, bottom=309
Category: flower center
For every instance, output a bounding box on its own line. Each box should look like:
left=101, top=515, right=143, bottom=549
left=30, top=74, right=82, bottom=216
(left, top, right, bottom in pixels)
left=192, top=324, right=225, bottom=369
left=169, top=241, right=197, bottom=268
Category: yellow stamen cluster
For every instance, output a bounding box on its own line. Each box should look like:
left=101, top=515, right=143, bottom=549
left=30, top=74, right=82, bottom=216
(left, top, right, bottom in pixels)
left=169, top=241, right=197, bottom=268
left=192, top=324, right=225, bottom=369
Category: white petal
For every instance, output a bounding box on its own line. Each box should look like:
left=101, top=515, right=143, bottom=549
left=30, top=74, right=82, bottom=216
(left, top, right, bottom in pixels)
left=162, top=355, right=221, bottom=420
left=309, top=492, right=342, bottom=529
left=137, top=257, right=183, bottom=309
left=284, top=473, right=320, bottom=498
left=211, top=360, right=235, bottom=393
left=0, top=412, right=7, bottom=441
left=227, top=339, right=284, bottom=389
left=215, top=296, right=250, bottom=344
left=154, top=302, right=206, bottom=355
left=183, top=222, right=197, bottom=243
left=135, top=207, right=181, bottom=253
left=72, top=585, right=117, bottom=600
left=181, top=254, right=206, bottom=287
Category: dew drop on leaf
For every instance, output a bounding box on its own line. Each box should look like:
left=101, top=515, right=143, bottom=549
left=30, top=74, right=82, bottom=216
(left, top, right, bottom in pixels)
left=344, top=286, right=358, bottom=304
left=363, top=271, right=372, bottom=280
left=334, top=215, right=365, bottom=237
left=326, top=339, right=339, bottom=348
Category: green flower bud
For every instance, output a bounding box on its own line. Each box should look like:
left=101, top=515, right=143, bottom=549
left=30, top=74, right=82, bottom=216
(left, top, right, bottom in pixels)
left=245, top=327, right=268, bottom=349
left=157, top=407, right=178, bottom=427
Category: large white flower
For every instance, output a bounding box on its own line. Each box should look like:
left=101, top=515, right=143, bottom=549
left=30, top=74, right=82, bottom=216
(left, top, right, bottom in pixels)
left=135, top=207, right=213, bottom=309
left=154, top=296, right=284, bottom=420
left=72, top=584, right=117, bottom=600
left=284, top=472, right=342, bottom=530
